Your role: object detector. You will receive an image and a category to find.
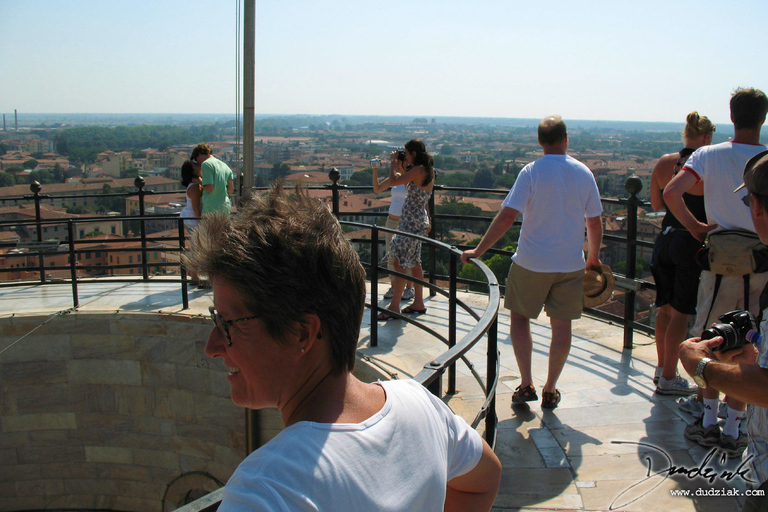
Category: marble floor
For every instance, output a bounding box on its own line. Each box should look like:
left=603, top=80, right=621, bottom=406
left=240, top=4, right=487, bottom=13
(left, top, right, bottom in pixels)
left=0, top=278, right=752, bottom=511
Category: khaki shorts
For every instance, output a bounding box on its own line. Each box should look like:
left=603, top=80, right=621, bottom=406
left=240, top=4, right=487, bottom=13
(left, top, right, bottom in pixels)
left=504, top=263, right=585, bottom=320
left=692, top=270, right=768, bottom=336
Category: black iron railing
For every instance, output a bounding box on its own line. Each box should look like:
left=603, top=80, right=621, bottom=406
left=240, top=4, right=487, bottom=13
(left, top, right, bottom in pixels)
left=0, top=171, right=653, bottom=512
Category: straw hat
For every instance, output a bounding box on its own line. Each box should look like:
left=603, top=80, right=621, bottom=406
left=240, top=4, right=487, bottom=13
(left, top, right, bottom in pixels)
left=583, top=264, right=615, bottom=308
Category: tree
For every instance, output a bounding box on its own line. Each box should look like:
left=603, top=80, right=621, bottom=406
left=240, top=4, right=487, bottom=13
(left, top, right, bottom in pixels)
left=0, top=172, right=15, bottom=187
left=347, top=169, right=374, bottom=189
left=440, top=143, right=455, bottom=155
left=471, top=168, right=495, bottom=189
left=23, top=159, right=39, bottom=170
left=271, top=162, right=291, bottom=180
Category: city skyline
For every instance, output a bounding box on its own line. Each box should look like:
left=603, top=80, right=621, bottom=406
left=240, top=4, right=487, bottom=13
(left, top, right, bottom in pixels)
left=2, top=0, right=768, bottom=125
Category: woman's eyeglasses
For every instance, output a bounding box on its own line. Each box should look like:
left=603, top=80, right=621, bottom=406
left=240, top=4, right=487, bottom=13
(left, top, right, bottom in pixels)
left=209, top=306, right=260, bottom=346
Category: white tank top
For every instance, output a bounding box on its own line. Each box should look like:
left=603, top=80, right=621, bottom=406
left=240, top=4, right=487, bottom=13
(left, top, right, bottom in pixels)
left=389, top=185, right=407, bottom=216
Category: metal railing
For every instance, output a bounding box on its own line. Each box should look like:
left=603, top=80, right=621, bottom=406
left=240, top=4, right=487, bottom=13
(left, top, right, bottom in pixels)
left=0, top=172, right=653, bottom=512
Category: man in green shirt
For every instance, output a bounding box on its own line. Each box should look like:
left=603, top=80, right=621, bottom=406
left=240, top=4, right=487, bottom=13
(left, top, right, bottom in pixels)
left=191, top=143, right=235, bottom=214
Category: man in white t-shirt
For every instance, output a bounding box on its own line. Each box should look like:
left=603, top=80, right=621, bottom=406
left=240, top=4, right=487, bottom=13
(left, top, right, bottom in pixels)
left=461, top=116, right=603, bottom=409
left=665, top=87, right=768, bottom=459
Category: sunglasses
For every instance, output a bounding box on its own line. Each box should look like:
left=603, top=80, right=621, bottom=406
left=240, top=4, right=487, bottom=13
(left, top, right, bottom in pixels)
left=209, top=306, right=260, bottom=347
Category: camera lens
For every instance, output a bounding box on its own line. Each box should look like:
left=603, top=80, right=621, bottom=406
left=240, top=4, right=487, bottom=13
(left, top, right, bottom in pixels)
left=703, top=323, right=739, bottom=352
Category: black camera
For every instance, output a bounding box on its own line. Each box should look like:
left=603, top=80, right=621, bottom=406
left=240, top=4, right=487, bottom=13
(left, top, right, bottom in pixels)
left=701, top=310, right=758, bottom=352
left=396, top=150, right=406, bottom=162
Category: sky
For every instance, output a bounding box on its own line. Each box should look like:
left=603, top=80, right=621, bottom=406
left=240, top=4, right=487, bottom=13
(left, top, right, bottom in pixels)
left=2, top=0, right=768, bottom=124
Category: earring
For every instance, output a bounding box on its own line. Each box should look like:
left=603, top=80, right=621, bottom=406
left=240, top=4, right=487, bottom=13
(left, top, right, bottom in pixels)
left=300, top=348, right=305, bottom=353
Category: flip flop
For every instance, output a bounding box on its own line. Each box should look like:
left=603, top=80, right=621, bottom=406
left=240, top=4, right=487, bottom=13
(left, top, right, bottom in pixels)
left=401, top=306, right=427, bottom=315
left=377, top=311, right=395, bottom=321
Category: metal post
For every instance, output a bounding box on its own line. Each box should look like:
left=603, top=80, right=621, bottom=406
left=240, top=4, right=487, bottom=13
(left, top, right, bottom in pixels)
left=30, top=182, right=46, bottom=283
left=329, top=168, right=340, bottom=217
left=448, top=252, right=457, bottom=394
left=370, top=225, right=379, bottom=347
left=427, top=189, right=436, bottom=296
left=623, top=175, right=643, bottom=350
left=67, top=221, right=79, bottom=308
left=485, top=316, right=498, bottom=446
left=178, top=218, right=189, bottom=310
left=245, top=409, right=261, bottom=454
left=135, top=176, right=149, bottom=280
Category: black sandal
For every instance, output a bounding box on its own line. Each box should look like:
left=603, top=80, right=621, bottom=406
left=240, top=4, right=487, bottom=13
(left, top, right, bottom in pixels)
left=512, top=384, right=538, bottom=403
left=542, top=390, right=561, bottom=409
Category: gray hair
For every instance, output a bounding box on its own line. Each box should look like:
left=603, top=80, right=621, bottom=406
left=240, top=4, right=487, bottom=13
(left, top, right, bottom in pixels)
left=184, top=183, right=366, bottom=375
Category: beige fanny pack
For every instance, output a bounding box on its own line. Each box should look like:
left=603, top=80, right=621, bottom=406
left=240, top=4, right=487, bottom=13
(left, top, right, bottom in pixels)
left=700, top=229, right=768, bottom=276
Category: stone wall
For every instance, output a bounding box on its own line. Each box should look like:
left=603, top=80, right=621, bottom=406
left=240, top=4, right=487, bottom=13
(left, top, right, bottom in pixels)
left=0, top=311, right=248, bottom=512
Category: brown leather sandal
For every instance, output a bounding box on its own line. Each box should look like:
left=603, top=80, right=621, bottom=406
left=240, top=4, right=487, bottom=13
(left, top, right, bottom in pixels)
left=542, top=390, right=561, bottom=409
left=512, top=384, right=538, bottom=403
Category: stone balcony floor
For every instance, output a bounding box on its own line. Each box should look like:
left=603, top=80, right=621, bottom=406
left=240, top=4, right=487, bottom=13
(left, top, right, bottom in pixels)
left=0, top=278, right=749, bottom=511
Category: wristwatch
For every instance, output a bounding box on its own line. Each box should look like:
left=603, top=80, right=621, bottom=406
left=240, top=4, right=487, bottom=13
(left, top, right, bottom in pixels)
left=693, top=357, right=712, bottom=388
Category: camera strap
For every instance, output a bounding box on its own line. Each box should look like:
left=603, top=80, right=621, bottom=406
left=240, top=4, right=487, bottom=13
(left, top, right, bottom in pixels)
left=703, top=274, right=751, bottom=331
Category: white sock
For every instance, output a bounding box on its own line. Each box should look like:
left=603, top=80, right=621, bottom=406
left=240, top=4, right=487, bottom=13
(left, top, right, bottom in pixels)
left=702, top=398, right=719, bottom=428
left=723, top=407, right=745, bottom=438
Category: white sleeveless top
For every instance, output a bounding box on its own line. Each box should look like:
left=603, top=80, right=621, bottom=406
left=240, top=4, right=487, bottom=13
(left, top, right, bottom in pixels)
left=180, top=183, right=200, bottom=228
left=389, top=185, right=407, bottom=216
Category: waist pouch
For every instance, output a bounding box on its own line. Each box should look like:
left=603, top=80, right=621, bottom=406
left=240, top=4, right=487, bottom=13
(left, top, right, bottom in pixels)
left=699, top=229, right=768, bottom=275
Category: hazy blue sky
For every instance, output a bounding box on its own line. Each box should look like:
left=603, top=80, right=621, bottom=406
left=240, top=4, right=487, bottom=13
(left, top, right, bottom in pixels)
left=2, top=0, right=767, bottom=124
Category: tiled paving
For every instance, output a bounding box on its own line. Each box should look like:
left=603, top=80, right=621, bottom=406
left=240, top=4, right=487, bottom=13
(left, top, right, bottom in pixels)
left=0, top=278, right=753, bottom=511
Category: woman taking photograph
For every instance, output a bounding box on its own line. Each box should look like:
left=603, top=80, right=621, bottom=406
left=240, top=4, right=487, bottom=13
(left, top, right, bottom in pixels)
left=378, top=139, right=435, bottom=320
left=185, top=183, right=501, bottom=511
left=649, top=111, right=715, bottom=397
left=372, top=155, right=414, bottom=301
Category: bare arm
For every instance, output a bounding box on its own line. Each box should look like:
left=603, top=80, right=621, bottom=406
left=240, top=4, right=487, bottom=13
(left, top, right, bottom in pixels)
left=663, top=170, right=717, bottom=241
left=188, top=185, right=203, bottom=218
left=202, top=183, right=214, bottom=193
left=680, top=336, right=768, bottom=407
left=372, top=167, right=391, bottom=193
left=227, top=179, right=234, bottom=195
left=444, top=439, right=502, bottom=512
left=649, top=154, right=676, bottom=211
left=460, top=207, right=519, bottom=264
left=585, top=215, right=603, bottom=269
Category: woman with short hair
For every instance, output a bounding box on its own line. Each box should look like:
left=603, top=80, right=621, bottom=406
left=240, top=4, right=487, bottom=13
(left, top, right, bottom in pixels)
left=184, top=183, right=501, bottom=511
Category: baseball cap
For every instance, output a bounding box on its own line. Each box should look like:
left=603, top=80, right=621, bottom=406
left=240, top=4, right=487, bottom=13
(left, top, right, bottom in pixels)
left=734, top=149, right=768, bottom=195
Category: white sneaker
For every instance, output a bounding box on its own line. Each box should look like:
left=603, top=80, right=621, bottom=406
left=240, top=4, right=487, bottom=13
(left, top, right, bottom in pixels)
left=383, top=287, right=394, bottom=299
left=678, top=396, right=704, bottom=418
left=656, top=375, right=697, bottom=396
left=402, top=287, right=415, bottom=301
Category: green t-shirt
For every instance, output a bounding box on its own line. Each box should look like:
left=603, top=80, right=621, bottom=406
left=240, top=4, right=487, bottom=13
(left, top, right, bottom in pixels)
left=201, top=157, right=234, bottom=214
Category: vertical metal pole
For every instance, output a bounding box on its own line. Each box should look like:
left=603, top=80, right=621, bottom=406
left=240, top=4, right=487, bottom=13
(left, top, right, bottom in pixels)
left=427, top=189, right=436, bottom=296
left=178, top=218, right=189, bottom=310
left=370, top=225, right=379, bottom=347
left=448, top=252, right=457, bottom=394
left=242, top=0, right=255, bottom=194
left=485, top=316, right=498, bottom=447
left=623, top=175, right=643, bottom=350
left=67, top=221, right=79, bottom=308
left=135, top=177, right=149, bottom=280
left=329, top=169, right=340, bottom=217
left=245, top=409, right=261, bottom=454
left=31, top=182, right=46, bottom=284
